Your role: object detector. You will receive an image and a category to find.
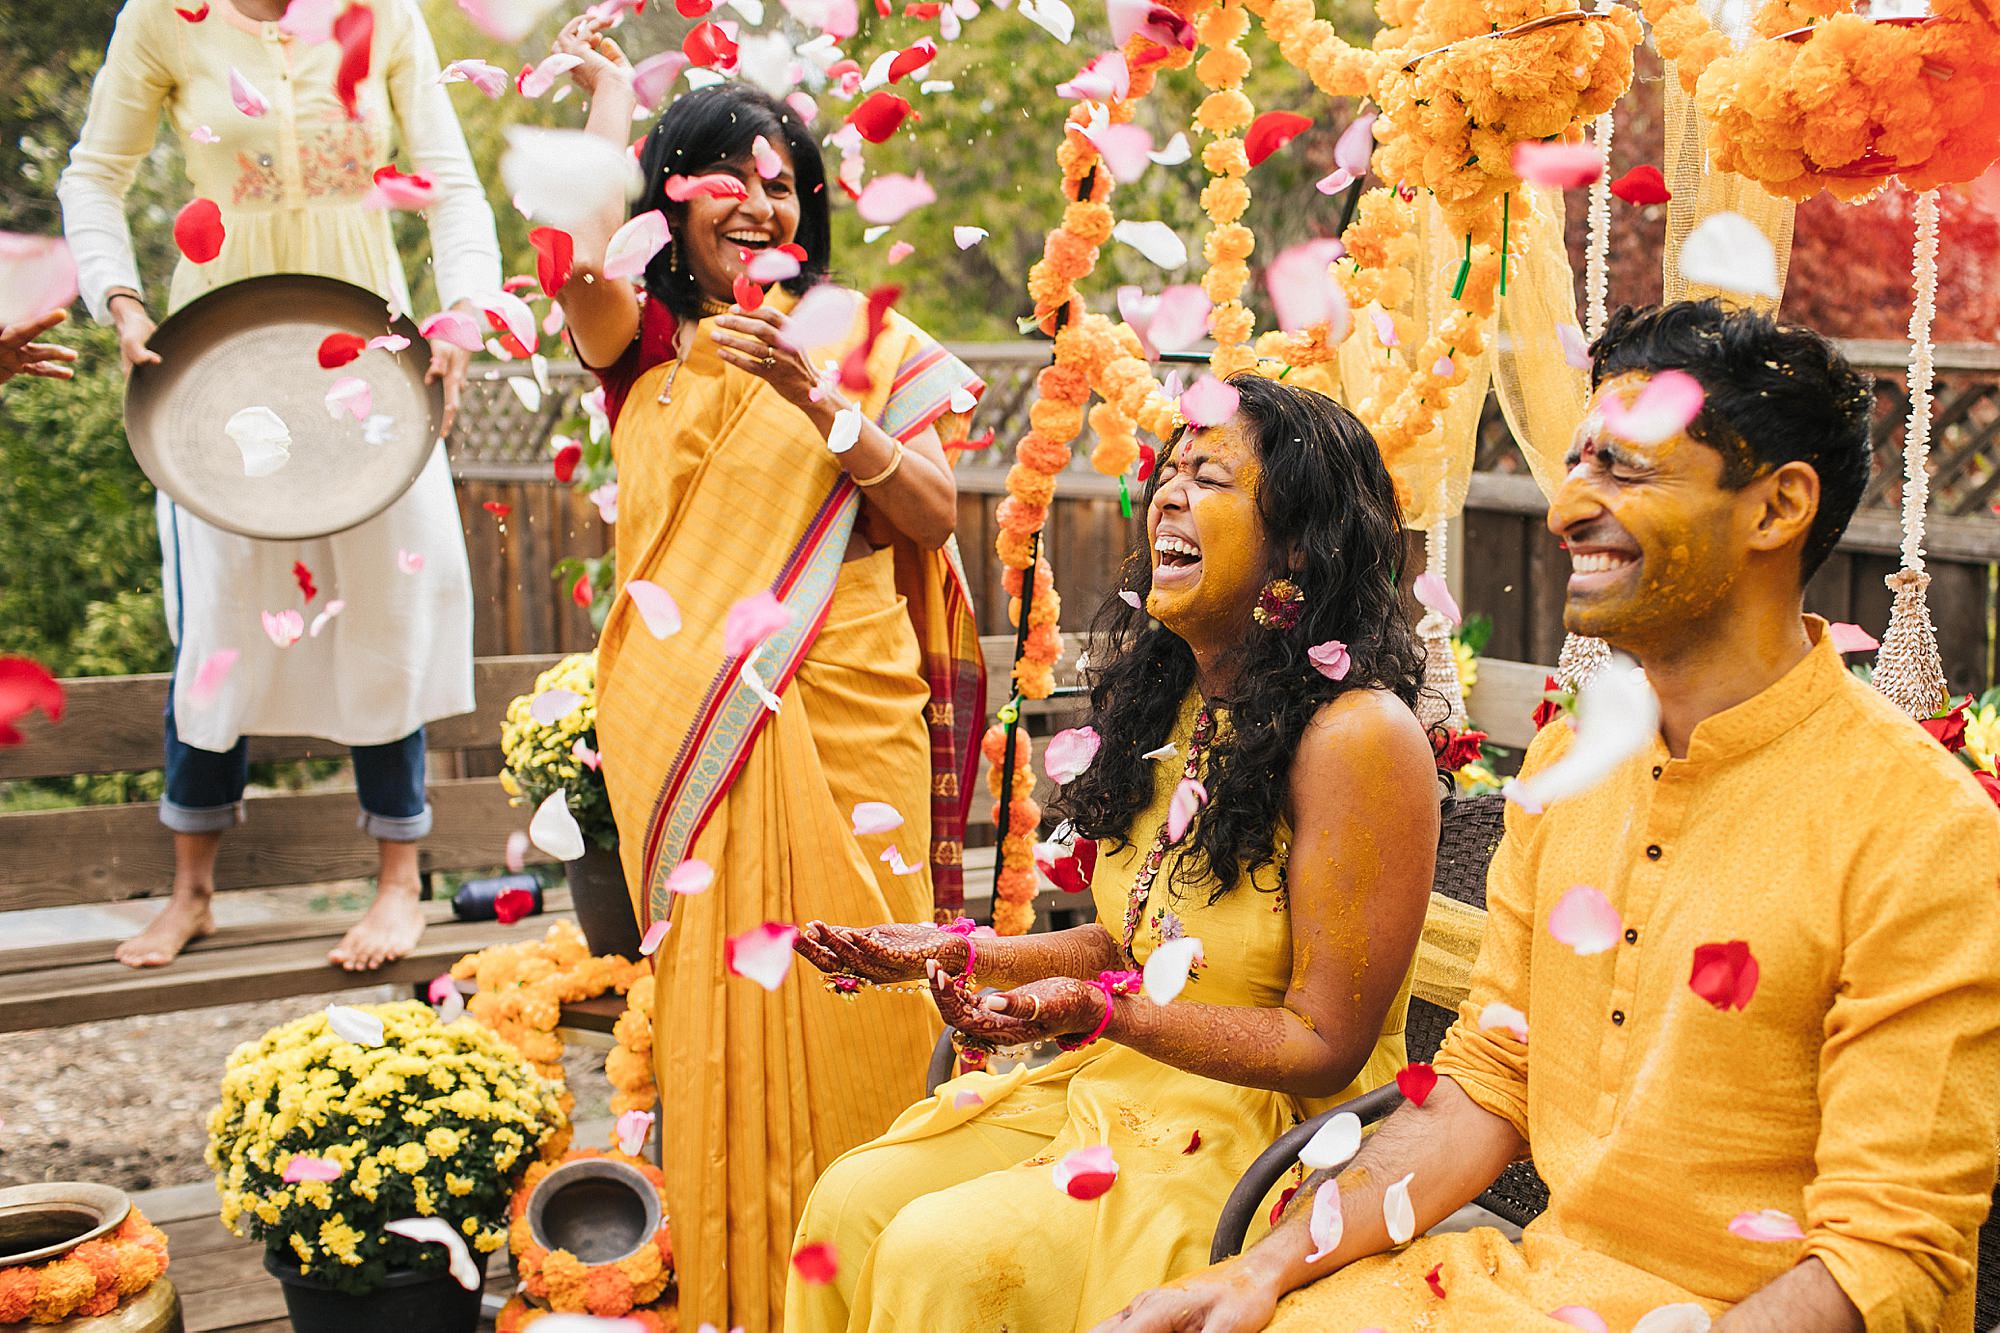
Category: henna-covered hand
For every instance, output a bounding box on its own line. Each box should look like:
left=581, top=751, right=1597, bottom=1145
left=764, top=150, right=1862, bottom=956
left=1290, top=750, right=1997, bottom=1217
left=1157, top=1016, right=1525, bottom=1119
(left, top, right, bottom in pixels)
left=928, top=969, right=1105, bottom=1047
left=793, top=920, right=968, bottom=984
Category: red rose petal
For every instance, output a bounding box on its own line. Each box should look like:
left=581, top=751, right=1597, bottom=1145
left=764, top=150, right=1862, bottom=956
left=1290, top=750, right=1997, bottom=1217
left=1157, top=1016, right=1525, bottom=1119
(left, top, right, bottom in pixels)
left=293, top=560, right=318, bottom=603
left=1609, top=165, right=1671, bottom=206
left=317, top=331, right=366, bottom=369
left=1425, top=1263, right=1447, bottom=1299
left=494, top=887, right=536, bottom=924
left=837, top=285, right=900, bottom=392
left=1974, top=771, right=2000, bottom=807
left=1920, top=697, right=1971, bottom=753
left=572, top=573, right=594, bottom=608
left=732, top=274, right=765, bottom=311
left=777, top=242, right=808, bottom=262
left=1531, top=674, right=1563, bottom=731
left=848, top=91, right=913, bottom=144
left=790, top=1241, right=838, bottom=1285
left=1689, top=940, right=1760, bottom=1012
left=1395, top=1061, right=1438, bottom=1108
left=0, top=658, right=66, bottom=745
left=529, top=227, right=574, bottom=298
left=1183, top=1130, right=1201, bottom=1155
left=483, top=501, right=513, bottom=518
left=173, top=198, right=226, bottom=264
left=676, top=0, right=713, bottom=13
left=1064, top=1170, right=1118, bottom=1201
left=904, top=1, right=941, bottom=14
left=887, top=39, right=936, bottom=82
left=175, top=2, right=209, bottom=19
left=552, top=441, right=583, bottom=483
left=332, top=3, right=374, bottom=120
left=683, top=21, right=738, bottom=70
left=1245, top=111, right=1312, bottom=168
left=1268, top=1184, right=1298, bottom=1228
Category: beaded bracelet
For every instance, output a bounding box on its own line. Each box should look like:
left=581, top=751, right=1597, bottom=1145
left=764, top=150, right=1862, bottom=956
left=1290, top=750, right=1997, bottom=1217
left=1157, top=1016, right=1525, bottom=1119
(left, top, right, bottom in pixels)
left=1058, top=969, right=1142, bottom=1052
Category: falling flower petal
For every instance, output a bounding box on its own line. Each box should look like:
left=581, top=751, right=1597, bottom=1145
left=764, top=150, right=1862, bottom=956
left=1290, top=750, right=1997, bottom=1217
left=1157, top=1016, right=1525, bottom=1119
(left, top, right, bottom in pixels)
left=1265, top=239, right=1348, bottom=338
left=745, top=248, right=802, bottom=284
left=1547, top=885, right=1621, bottom=956
left=604, top=210, right=672, bottom=282
left=502, top=127, right=641, bottom=232
left=1141, top=743, right=1176, bottom=760
left=1479, top=1001, right=1530, bottom=1042
left=1144, top=285, right=1211, bottom=355
left=1018, top=0, right=1075, bottom=41
left=224, top=406, right=293, bottom=480
left=1383, top=1172, right=1417, bottom=1244
left=726, top=922, right=799, bottom=990
left=590, top=482, right=618, bottom=524
left=528, top=227, right=574, bottom=298
left=1052, top=1145, right=1118, bottom=1199
left=174, top=198, right=226, bottom=264
left=176, top=2, right=210, bottom=19
left=880, top=845, right=921, bottom=875
left=666, top=859, right=715, bottom=895
left=1559, top=323, right=1592, bottom=371
left=850, top=91, right=914, bottom=144
left=1610, top=165, right=1671, bottom=206
left=1689, top=940, right=1759, bottom=1011
left=530, top=688, right=583, bottom=727
left=665, top=173, right=750, bottom=203
left=1315, top=168, right=1355, bottom=195
left=283, top=1155, right=343, bottom=1183
left=397, top=549, right=425, bottom=575
left=1550, top=1308, right=1610, bottom=1333
left=724, top=590, right=793, bottom=658
left=509, top=377, right=542, bottom=411
left=886, top=241, right=916, bottom=265
left=638, top=920, right=671, bottom=955
left=324, top=376, right=372, bottom=422
left=614, top=1109, right=656, bottom=1157
left=624, top=580, right=682, bottom=640
left=1111, top=219, right=1186, bottom=269
left=1425, top=1264, right=1447, bottom=1299
left=1601, top=369, right=1705, bottom=445
left=1679, top=212, right=1779, bottom=299
left=1057, top=50, right=1127, bottom=100
left=1119, top=590, right=1143, bottom=609
left=1084, top=121, right=1154, bottom=183
left=1334, top=110, right=1376, bottom=176
left=478, top=290, right=538, bottom=360
left=1177, top=374, right=1238, bottom=428
left=318, top=332, right=366, bottom=368
left=1632, top=1304, right=1712, bottom=1333
left=851, top=801, right=904, bottom=836
left=1503, top=655, right=1657, bottom=813
left=1829, top=622, right=1879, bottom=654
left=1307, top=640, right=1351, bottom=681
left=778, top=284, right=860, bottom=355
left=454, top=0, right=565, bottom=42
left=1106, top=0, right=1192, bottom=51
left=954, top=1089, right=984, bottom=1109
left=431, top=974, right=466, bottom=1023
left=518, top=51, right=582, bottom=98
left=570, top=738, right=600, bottom=771
left=1395, top=1061, right=1438, bottom=1107
left=1245, top=111, right=1311, bottom=168
left=308, top=599, right=345, bottom=637
left=628, top=51, right=691, bottom=112
left=186, top=649, right=238, bottom=707
left=855, top=174, right=936, bottom=226
left=420, top=310, right=483, bottom=351
left=505, top=830, right=529, bottom=873
left=791, top=1241, right=838, bottom=1285
left=1142, top=935, right=1202, bottom=1004
left=1298, top=1111, right=1361, bottom=1171
left=325, top=1003, right=385, bottom=1046
left=1728, top=1209, right=1804, bottom=1243
left=440, top=57, right=509, bottom=97
left=1166, top=777, right=1207, bottom=843
left=1511, top=140, right=1603, bottom=189
left=683, top=20, right=740, bottom=69
left=953, top=226, right=989, bottom=250
left=1306, top=1179, right=1344, bottom=1262
left=1044, top=726, right=1101, bottom=785
left=1370, top=310, right=1399, bottom=347
left=384, top=1218, right=480, bottom=1290
left=1412, top=572, right=1461, bottom=626
left=1149, top=132, right=1192, bottom=165
left=529, top=791, right=585, bottom=861
left=822, top=404, right=864, bottom=455
left=0, top=234, right=79, bottom=327
left=366, top=163, right=435, bottom=211
left=229, top=67, right=270, bottom=117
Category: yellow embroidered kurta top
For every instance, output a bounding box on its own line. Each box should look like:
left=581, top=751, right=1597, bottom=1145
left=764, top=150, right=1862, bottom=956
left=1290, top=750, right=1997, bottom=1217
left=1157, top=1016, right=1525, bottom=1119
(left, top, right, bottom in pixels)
left=1274, top=622, right=2000, bottom=1331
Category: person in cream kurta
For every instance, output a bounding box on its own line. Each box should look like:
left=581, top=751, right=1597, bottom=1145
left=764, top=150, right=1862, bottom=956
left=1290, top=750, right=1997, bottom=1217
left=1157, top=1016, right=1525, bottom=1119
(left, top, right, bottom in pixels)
left=59, top=0, right=500, bottom=971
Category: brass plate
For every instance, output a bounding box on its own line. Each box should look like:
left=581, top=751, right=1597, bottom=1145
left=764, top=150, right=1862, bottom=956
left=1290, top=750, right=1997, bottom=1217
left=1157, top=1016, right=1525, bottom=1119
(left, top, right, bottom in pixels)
left=124, top=274, right=443, bottom=541
left=0, top=1181, right=131, bottom=1267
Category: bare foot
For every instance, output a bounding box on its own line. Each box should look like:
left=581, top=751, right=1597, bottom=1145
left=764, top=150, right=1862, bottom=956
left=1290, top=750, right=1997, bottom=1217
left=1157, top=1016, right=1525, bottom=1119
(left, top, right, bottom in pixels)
left=116, top=894, right=216, bottom=968
left=328, top=882, right=426, bottom=971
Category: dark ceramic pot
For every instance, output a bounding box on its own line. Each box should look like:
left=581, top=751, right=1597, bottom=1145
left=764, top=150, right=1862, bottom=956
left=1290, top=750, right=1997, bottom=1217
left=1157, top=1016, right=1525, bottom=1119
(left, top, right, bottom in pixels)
left=262, top=1247, right=487, bottom=1333
left=567, top=843, right=641, bottom=958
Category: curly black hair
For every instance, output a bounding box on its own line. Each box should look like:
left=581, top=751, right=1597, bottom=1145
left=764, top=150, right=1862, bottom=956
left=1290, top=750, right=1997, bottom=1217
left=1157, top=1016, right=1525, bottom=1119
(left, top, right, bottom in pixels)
left=1050, top=374, right=1426, bottom=902
left=1590, top=300, right=1874, bottom=582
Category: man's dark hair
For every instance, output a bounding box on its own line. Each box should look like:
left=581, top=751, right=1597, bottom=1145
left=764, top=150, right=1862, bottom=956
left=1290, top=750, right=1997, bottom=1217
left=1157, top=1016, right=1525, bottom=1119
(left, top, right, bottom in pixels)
left=1589, top=299, right=1874, bottom=582
left=634, top=84, right=830, bottom=321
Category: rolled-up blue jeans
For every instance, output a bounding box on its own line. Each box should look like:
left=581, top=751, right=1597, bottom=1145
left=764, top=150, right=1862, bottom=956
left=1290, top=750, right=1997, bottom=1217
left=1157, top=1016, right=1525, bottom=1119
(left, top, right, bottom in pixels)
left=161, top=683, right=432, bottom=841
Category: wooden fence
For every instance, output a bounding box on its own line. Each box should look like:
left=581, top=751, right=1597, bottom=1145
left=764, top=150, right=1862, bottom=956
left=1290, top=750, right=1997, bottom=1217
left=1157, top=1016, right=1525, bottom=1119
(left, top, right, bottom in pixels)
left=449, top=340, right=2000, bottom=694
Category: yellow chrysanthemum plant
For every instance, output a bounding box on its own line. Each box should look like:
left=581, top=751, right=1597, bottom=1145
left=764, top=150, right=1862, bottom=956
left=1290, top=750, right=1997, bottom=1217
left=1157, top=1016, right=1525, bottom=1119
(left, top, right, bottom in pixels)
left=501, top=652, right=616, bottom=852
left=206, top=1001, right=565, bottom=1295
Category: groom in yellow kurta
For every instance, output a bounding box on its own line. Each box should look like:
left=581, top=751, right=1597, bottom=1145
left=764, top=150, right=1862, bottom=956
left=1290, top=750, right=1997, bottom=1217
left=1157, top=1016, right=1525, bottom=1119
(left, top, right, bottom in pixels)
left=1098, top=302, right=2000, bottom=1333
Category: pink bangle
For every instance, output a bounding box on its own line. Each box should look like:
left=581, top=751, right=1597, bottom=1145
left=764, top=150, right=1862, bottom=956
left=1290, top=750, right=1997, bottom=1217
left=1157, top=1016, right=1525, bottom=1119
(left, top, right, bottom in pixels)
left=940, top=917, right=979, bottom=988
left=1059, top=969, right=1141, bottom=1052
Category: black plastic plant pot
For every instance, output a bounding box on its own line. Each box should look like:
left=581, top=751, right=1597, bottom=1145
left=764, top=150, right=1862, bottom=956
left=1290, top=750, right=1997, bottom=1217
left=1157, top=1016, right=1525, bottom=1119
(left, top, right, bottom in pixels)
left=262, top=1246, right=488, bottom=1333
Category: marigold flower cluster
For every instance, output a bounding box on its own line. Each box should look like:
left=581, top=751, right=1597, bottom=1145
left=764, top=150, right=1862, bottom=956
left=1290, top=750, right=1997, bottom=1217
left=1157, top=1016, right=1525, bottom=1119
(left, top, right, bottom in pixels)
left=606, top=970, right=659, bottom=1117
left=451, top=919, right=647, bottom=1094
left=1645, top=0, right=2000, bottom=202
left=205, top=1001, right=563, bottom=1295
left=1193, top=0, right=1259, bottom=380
left=0, top=1208, right=169, bottom=1324
left=982, top=722, right=1039, bottom=936
left=497, top=1297, right=674, bottom=1332
left=500, top=652, right=615, bottom=850
left=508, top=1149, right=674, bottom=1317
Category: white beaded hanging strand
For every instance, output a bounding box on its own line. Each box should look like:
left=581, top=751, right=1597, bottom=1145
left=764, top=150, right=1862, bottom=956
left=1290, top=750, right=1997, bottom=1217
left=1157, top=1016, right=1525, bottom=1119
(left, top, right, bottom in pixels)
left=1899, top=189, right=1939, bottom=575
left=1585, top=109, right=1614, bottom=339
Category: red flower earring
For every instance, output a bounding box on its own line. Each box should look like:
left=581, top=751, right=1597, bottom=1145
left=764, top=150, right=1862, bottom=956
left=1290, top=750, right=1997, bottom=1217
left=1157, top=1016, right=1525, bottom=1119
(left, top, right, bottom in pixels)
left=1252, top=578, right=1305, bottom=630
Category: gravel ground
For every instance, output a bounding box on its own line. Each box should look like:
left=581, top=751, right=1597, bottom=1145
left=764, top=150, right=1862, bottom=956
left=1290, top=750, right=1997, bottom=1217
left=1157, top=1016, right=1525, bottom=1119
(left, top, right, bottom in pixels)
left=0, top=986, right=613, bottom=1193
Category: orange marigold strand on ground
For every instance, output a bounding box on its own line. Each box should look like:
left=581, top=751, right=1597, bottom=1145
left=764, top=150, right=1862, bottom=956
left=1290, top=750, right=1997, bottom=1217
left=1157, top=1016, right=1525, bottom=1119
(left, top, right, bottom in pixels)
left=0, top=1208, right=169, bottom=1325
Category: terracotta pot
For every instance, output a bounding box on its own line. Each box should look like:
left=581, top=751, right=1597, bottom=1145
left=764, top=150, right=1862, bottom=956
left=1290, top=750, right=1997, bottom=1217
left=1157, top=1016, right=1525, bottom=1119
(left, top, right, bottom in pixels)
left=566, top=843, right=641, bottom=959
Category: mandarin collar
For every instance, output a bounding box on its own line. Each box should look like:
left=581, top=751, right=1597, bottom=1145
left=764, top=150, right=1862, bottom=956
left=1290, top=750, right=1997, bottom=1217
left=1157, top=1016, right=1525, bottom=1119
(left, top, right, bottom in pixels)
left=1661, top=615, right=1842, bottom=767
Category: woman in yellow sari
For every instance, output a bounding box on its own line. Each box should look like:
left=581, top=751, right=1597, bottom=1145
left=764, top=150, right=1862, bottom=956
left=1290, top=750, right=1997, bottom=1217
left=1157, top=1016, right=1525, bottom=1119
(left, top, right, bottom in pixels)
left=552, top=24, right=984, bottom=1331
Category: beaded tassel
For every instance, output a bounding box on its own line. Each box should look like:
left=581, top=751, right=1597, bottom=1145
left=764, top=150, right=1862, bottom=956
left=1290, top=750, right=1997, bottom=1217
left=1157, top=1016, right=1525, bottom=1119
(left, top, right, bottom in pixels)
left=1414, top=525, right=1469, bottom=731
left=1872, top=190, right=1947, bottom=719
left=1556, top=631, right=1613, bottom=693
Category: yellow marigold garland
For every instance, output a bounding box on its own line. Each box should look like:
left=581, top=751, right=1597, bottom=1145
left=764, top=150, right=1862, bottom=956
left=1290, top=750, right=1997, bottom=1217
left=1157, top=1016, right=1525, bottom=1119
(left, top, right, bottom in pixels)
left=508, top=1148, right=674, bottom=1317
left=0, top=1208, right=169, bottom=1324
left=606, top=969, right=658, bottom=1118
left=1193, top=0, right=1258, bottom=379
left=981, top=722, right=1039, bottom=936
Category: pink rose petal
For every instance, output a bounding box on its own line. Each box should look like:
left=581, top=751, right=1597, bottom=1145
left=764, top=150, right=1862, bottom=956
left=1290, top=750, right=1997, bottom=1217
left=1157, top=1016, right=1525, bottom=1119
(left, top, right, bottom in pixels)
left=419, top=310, right=482, bottom=352
left=1728, top=1209, right=1805, bottom=1243
left=1119, top=590, right=1143, bottom=610
left=1559, top=323, right=1592, bottom=371
left=953, top=1089, right=984, bottom=1109
left=851, top=801, right=904, bottom=835
left=604, top=210, right=671, bottom=282
left=750, top=134, right=784, bottom=180
left=726, top=922, right=799, bottom=990
left=724, top=590, right=793, bottom=658
left=282, top=1155, right=343, bottom=1183
left=1044, top=726, right=1101, bottom=785
left=0, top=233, right=78, bottom=327
left=1412, top=572, right=1461, bottom=626
left=1052, top=1145, right=1119, bottom=1199
left=1265, top=239, right=1348, bottom=338
left=439, top=58, right=509, bottom=97
left=397, top=549, right=425, bottom=575
left=1334, top=111, right=1376, bottom=176
left=1084, top=122, right=1154, bottom=183
left=1512, top=140, right=1604, bottom=189
left=632, top=51, right=690, bottom=111
left=1057, top=50, right=1128, bottom=101
left=1106, top=0, right=1194, bottom=50
left=454, top=0, right=566, bottom=43
left=1314, top=168, right=1355, bottom=195
left=954, top=226, right=988, bottom=249
left=615, top=1109, right=656, bottom=1155
left=665, top=173, right=749, bottom=202
left=324, top=376, right=372, bottom=421
left=261, top=609, right=304, bottom=649
left=517, top=51, right=581, bottom=98
left=1370, top=310, right=1398, bottom=347
left=1479, top=1001, right=1529, bottom=1042
left=571, top=738, right=601, bottom=770
left=1828, top=622, right=1879, bottom=654
left=1166, top=777, right=1207, bottom=843
left=625, top=580, right=681, bottom=639
left=1177, top=374, right=1239, bottom=428
left=638, top=919, right=671, bottom=956
left=745, top=248, right=803, bottom=284
left=886, top=241, right=916, bottom=265
left=367, top=333, right=410, bottom=352
left=1146, top=285, right=1211, bottom=355
left=1550, top=1308, right=1610, bottom=1333
left=855, top=173, right=936, bottom=226
left=307, top=599, right=344, bottom=637
left=505, top=830, right=529, bottom=873
left=187, top=648, right=239, bottom=707
left=229, top=67, right=270, bottom=117
left=1547, top=885, right=1621, bottom=956
left=1601, top=369, right=1705, bottom=445
left=665, top=859, right=714, bottom=895
left=1307, top=640, right=1350, bottom=681
left=530, top=687, right=583, bottom=726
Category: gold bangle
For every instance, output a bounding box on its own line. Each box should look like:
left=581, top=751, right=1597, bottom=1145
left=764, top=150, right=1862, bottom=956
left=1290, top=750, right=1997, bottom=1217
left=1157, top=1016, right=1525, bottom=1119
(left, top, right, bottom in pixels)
left=853, top=440, right=906, bottom=489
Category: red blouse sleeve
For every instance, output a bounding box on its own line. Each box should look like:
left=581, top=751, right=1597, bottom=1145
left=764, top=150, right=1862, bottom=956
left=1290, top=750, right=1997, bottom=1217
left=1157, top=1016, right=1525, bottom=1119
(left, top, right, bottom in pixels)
left=582, top=296, right=679, bottom=431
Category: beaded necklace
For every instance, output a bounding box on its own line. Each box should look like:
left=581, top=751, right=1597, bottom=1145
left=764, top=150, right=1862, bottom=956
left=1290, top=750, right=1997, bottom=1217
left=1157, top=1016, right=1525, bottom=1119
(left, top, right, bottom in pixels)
left=1117, top=703, right=1216, bottom=965
left=653, top=296, right=735, bottom=406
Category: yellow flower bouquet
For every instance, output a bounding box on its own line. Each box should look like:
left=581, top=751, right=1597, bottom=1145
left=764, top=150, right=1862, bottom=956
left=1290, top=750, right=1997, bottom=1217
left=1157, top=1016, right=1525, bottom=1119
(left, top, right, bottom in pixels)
left=206, top=1001, right=565, bottom=1295
left=500, top=652, right=615, bottom=851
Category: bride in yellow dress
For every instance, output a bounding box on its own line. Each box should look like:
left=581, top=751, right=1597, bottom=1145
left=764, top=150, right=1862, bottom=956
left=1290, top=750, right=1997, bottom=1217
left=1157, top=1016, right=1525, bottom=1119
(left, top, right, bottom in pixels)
left=789, top=374, right=1444, bottom=1331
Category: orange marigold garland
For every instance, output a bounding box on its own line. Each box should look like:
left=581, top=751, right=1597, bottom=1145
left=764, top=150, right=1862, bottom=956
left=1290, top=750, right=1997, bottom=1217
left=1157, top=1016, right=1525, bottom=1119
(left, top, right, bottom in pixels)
left=0, top=1206, right=169, bottom=1324
left=508, top=1148, right=674, bottom=1317
left=982, top=721, right=1039, bottom=937
left=606, top=968, right=658, bottom=1118
left=497, top=1298, right=675, bottom=1332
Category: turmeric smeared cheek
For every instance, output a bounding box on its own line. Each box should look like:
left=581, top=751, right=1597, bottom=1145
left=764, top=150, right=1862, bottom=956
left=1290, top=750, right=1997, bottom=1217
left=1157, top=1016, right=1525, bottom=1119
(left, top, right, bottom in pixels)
left=1147, top=462, right=1268, bottom=642
left=1581, top=492, right=1739, bottom=637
